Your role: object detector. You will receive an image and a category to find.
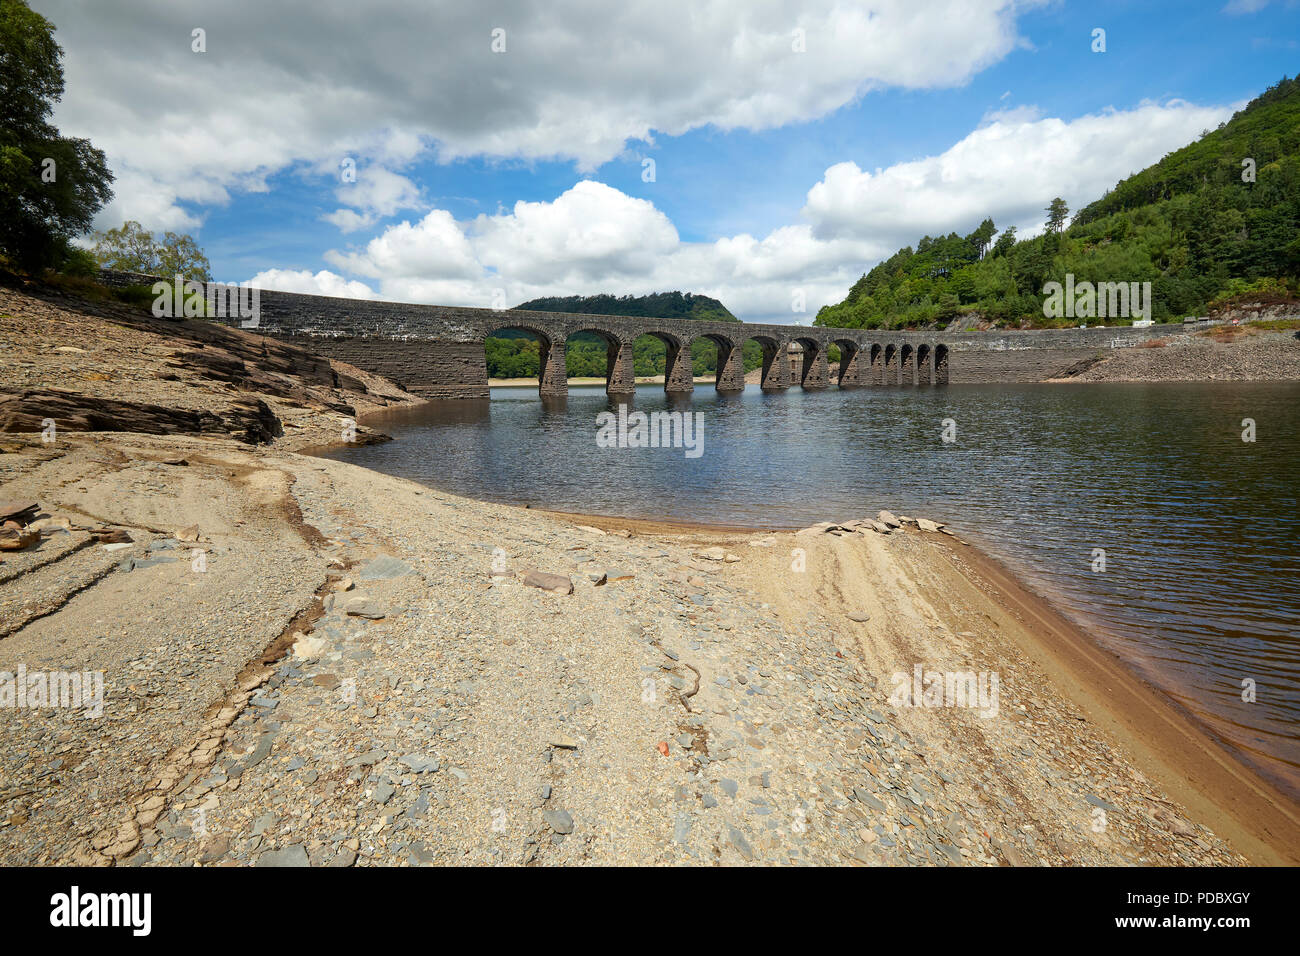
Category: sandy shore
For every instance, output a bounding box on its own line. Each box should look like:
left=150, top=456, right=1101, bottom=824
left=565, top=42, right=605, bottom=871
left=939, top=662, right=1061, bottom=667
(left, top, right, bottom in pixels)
left=2, top=280, right=1297, bottom=866
left=3, top=428, right=1296, bottom=865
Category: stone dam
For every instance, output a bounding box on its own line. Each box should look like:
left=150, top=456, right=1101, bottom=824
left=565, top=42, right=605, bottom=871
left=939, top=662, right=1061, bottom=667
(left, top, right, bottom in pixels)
left=101, top=271, right=1218, bottom=400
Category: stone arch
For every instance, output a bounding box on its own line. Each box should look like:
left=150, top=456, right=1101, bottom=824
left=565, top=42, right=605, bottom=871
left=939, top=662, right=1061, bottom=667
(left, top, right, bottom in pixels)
left=935, top=343, right=950, bottom=385
left=792, top=336, right=828, bottom=390
left=899, top=343, right=915, bottom=385
left=564, top=326, right=632, bottom=396
left=748, top=334, right=788, bottom=392
left=635, top=329, right=693, bottom=394
left=916, top=343, right=932, bottom=385
left=831, top=337, right=864, bottom=387
left=688, top=332, right=745, bottom=393
left=485, top=323, right=564, bottom=396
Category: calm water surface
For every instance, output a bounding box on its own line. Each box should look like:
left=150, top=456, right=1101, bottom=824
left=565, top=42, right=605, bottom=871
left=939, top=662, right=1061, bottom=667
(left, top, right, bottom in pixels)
left=324, top=382, right=1300, bottom=798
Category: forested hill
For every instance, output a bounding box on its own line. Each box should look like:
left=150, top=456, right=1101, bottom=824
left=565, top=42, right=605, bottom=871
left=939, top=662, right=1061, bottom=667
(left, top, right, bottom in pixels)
left=486, top=291, right=756, bottom=379
left=513, top=291, right=737, bottom=323
left=814, top=74, right=1300, bottom=332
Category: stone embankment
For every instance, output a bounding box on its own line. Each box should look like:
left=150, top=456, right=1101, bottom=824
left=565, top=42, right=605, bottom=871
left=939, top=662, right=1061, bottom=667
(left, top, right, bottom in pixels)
left=1054, top=325, right=1300, bottom=383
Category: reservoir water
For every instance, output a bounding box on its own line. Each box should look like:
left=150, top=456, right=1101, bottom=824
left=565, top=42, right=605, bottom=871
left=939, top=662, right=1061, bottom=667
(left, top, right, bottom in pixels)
left=323, top=381, right=1300, bottom=798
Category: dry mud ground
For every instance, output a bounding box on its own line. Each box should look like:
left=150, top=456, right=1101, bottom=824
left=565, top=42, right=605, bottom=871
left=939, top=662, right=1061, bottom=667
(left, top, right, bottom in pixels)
left=1, top=281, right=1297, bottom=866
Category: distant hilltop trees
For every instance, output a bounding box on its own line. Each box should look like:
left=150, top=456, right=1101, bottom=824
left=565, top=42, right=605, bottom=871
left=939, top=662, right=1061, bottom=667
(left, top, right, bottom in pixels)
left=815, top=74, right=1300, bottom=332
left=515, top=291, right=738, bottom=323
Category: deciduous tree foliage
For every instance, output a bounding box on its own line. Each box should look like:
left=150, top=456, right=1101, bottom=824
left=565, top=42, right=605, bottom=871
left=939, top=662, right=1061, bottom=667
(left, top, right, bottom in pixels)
left=815, top=75, right=1300, bottom=331
left=0, top=0, right=113, bottom=271
left=92, top=220, right=212, bottom=282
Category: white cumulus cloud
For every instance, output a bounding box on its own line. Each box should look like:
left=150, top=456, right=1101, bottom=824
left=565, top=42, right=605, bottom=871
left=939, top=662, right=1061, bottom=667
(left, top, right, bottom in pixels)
left=245, top=268, right=378, bottom=300
left=34, top=0, right=1041, bottom=231
left=804, top=99, right=1237, bottom=247
left=269, top=99, right=1234, bottom=323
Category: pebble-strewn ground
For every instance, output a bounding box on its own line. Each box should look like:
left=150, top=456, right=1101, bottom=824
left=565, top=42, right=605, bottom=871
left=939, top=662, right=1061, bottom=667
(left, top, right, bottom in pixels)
left=0, top=434, right=1252, bottom=866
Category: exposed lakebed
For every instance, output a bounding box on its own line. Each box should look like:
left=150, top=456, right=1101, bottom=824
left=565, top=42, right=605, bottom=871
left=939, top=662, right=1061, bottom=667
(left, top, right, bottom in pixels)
left=324, top=381, right=1300, bottom=798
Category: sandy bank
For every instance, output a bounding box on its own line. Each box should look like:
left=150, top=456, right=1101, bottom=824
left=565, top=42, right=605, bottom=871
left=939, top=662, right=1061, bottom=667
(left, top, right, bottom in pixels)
left=2, top=280, right=1295, bottom=866
left=3, top=428, right=1296, bottom=864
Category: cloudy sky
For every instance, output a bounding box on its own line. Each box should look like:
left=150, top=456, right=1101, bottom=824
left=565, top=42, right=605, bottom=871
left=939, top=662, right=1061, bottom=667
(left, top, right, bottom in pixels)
left=33, top=0, right=1300, bottom=321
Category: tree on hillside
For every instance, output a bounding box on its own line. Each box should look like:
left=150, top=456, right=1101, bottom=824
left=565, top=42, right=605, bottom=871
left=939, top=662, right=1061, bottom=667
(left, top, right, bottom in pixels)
left=1045, top=197, right=1070, bottom=234
left=991, top=226, right=1017, bottom=257
left=966, top=217, right=997, bottom=258
left=0, top=0, right=113, bottom=271
left=92, top=220, right=212, bottom=281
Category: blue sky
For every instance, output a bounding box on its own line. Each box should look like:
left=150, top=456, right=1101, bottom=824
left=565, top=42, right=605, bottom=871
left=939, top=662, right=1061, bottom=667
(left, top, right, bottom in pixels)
left=38, top=0, right=1300, bottom=320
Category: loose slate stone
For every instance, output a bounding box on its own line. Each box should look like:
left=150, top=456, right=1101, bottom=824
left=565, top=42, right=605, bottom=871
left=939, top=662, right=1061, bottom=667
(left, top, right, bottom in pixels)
left=346, top=749, right=385, bottom=767
left=358, top=556, right=415, bottom=580
left=854, top=789, right=886, bottom=812
left=1085, top=794, right=1119, bottom=812
left=399, top=754, right=440, bottom=774
left=542, top=809, right=574, bottom=834
left=329, top=848, right=358, bottom=867
left=255, top=845, right=310, bottom=867
left=522, top=570, right=574, bottom=595
left=727, top=825, right=753, bottom=861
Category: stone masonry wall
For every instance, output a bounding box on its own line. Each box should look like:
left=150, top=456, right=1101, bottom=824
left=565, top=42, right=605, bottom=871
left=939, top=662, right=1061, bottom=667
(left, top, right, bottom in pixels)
left=101, top=270, right=1222, bottom=395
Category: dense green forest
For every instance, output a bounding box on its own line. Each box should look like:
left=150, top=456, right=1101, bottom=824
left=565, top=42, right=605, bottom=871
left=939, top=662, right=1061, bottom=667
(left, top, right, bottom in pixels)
left=814, top=75, right=1300, bottom=332
left=486, top=291, right=763, bottom=379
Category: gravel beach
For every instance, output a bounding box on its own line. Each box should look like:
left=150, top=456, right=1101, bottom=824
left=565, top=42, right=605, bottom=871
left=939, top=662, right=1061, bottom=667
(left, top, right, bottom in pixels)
left=2, top=282, right=1297, bottom=866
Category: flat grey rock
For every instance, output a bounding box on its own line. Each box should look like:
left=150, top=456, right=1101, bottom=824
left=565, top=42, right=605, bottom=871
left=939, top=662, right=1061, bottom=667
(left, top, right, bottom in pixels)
left=542, top=809, right=574, bottom=834
left=255, top=844, right=310, bottom=867
left=399, top=754, right=440, bottom=774
left=358, top=556, right=415, bottom=580
left=854, top=789, right=886, bottom=812
left=727, top=825, right=753, bottom=861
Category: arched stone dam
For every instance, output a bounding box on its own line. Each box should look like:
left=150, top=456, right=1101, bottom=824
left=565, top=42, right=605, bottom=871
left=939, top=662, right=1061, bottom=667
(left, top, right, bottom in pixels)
left=101, top=272, right=1213, bottom=399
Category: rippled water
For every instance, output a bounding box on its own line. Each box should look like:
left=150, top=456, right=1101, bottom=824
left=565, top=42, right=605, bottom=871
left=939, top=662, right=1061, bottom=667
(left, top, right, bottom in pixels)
left=323, top=382, right=1300, bottom=798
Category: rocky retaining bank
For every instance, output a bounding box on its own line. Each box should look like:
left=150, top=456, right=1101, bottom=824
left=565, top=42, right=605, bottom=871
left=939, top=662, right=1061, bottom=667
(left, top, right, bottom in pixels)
left=0, top=282, right=421, bottom=449
left=1054, top=327, right=1300, bottom=382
